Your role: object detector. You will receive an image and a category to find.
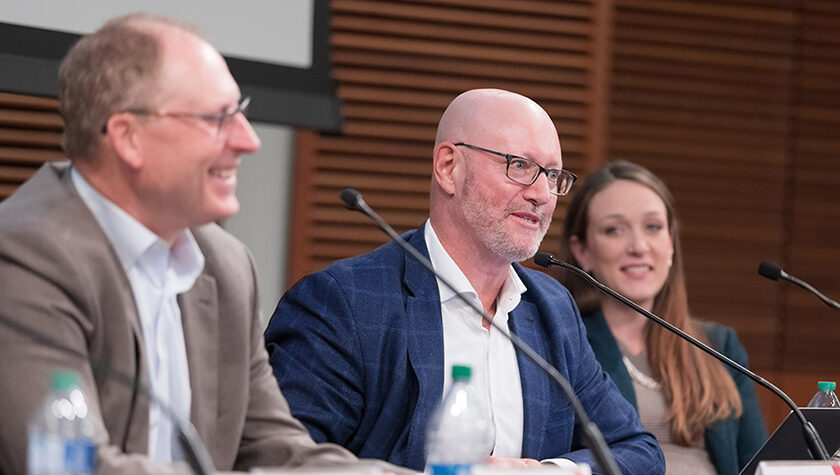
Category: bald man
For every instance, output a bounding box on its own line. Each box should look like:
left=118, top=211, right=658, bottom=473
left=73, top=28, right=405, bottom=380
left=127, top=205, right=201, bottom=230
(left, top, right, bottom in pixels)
left=265, top=89, right=664, bottom=473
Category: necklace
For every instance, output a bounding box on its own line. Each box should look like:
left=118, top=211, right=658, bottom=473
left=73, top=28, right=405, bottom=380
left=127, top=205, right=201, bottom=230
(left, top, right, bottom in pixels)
left=622, top=355, right=662, bottom=391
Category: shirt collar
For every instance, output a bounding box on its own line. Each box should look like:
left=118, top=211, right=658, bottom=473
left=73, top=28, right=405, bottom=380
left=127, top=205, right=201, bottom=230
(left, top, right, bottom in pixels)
left=70, top=167, right=205, bottom=287
left=423, top=219, right=526, bottom=309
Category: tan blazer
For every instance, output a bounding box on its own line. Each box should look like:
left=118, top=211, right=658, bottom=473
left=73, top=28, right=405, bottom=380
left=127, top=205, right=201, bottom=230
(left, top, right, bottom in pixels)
left=0, top=162, right=359, bottom=474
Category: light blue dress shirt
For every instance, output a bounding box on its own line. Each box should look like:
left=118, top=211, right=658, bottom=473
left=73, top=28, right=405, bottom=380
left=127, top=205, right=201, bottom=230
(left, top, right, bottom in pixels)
left=71, top=168, right=204, bottom=463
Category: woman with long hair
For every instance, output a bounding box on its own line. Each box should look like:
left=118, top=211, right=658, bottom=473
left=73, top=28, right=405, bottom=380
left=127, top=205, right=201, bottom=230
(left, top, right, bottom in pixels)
left=557, top=160, right=766, bottom=474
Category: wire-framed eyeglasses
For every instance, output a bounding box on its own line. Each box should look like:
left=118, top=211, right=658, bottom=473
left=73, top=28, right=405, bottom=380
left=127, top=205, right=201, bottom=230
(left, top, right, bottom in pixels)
left=104, top=96, right=251, bottom=135
left=454, top=142, right=577, bottom=196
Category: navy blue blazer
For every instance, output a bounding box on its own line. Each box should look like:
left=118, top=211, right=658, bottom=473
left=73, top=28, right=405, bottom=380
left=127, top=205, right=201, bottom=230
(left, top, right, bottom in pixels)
left=583, top=310, right=767, bottom=475
left=266, top=226, right=664, bottom=473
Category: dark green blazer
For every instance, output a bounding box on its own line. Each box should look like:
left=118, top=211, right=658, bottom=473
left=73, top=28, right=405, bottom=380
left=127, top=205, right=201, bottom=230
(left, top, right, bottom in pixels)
left=583, top=310, right=767, bottom=475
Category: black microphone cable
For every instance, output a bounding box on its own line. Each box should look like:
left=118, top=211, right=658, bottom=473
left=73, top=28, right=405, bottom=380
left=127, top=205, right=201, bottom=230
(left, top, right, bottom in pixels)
left=759, top=261, right=840, bottom=311
left=340, top=187, right=622, bottom=475
left=535, top=251, right=830, bottom=462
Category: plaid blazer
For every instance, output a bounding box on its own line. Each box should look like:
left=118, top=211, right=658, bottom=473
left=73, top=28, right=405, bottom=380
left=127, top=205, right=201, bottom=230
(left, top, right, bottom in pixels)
left=266, top=224, right=664, bottom=473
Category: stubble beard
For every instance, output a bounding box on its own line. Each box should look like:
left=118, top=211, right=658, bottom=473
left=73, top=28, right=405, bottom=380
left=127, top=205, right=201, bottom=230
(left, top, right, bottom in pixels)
left=461, top=168, right=552, bottom=263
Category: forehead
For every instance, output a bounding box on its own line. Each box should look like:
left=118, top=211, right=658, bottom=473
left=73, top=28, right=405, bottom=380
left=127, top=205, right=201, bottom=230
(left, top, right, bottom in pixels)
left=469, top=97, right=562, bottom=167
left=153, top=29, right=240, bottom=108
left=588, top=180, right=667, bottom=220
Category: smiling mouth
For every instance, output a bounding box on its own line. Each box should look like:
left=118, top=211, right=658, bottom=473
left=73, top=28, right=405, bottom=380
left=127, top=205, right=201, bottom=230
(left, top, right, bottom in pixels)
left=209, top=168, right=236, bottom=179
left=623, top=265, right=653, bottom=274
left=511, top=212, right=540, bottom=224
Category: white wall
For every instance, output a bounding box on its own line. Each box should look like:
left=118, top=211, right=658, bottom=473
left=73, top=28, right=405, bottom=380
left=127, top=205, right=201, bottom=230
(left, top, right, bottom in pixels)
left=2, top=0, right=313, bottom=67
left=223, top=123, right=294, bottom=325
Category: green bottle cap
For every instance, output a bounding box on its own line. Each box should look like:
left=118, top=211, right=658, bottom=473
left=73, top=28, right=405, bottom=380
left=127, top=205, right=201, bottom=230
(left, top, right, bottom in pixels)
left=817, top=381, right=836, bottom=391
left=451, top=365, right=471, bottom=381
left=51, top=371, right=79, bottom=391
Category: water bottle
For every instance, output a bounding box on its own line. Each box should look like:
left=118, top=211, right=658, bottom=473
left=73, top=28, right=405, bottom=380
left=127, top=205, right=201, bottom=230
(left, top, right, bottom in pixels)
left=807, top=381, right=840, bottom=408
left=425, top=365, right=493, bottom=475
left=28, top=371, right=97, bottom=475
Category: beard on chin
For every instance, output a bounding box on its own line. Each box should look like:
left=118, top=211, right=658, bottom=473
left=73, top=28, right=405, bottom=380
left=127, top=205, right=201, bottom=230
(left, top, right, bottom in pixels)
left=497, top=215, right=551, bottom=263
left=461, top=169, right=552, bottom=263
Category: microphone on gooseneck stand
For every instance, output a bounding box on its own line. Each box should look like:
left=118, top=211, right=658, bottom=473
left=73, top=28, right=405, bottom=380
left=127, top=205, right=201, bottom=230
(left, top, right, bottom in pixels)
left=340, top=187, right=622, bottom=475
left=758, top=261, right=840, bottom=311
left=534, top=251, right=831, bottom=462
left=0, top=311, right=216, bottom=474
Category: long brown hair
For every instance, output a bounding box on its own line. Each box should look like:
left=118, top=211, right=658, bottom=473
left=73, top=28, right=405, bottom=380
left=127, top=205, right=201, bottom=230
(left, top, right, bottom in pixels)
left=557, top=160, right=742, bottom=446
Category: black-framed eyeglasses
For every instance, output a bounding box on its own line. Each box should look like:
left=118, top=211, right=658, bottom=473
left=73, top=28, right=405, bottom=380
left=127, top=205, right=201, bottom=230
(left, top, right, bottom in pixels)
left=454, top=142, right=577, bottom=196
left=103, top=96, right=251, bottom=135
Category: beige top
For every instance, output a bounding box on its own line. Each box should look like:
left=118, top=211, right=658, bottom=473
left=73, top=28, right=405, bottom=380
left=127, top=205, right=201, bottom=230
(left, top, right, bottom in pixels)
left=621, top=346, right=717, bottom=475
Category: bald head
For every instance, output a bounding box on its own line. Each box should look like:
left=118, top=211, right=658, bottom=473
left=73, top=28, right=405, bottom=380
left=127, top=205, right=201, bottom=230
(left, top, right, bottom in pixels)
left=434, top=89, right=558, bottom=151
left=431, top=88, right=562, bottom=199
left=428, top=89, right=562, bottom=266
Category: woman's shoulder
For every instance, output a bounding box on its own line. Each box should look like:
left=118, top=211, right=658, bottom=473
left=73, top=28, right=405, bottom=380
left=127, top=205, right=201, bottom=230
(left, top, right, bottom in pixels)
left=695, top=319, right=748, bottom=364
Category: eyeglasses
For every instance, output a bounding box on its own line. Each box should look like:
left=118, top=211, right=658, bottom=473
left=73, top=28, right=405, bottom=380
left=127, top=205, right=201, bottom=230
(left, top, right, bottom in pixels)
left=103, top=96, right=251, bottom=135
left=454, top=142, right=577, bottom=196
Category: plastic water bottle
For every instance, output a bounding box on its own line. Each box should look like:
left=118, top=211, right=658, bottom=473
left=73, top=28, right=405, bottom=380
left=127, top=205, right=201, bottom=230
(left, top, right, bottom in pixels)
left=28, top=371, right=97, bottom=475
left=807, top=381, right=840, bottom=408
left=425, top=365, right=493, bottom=475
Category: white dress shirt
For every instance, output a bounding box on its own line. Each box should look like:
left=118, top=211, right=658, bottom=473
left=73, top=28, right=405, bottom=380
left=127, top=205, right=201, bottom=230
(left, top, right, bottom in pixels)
left=71, top=168, right=203, bottom=463
left=424, top=220, right=525, bottom=457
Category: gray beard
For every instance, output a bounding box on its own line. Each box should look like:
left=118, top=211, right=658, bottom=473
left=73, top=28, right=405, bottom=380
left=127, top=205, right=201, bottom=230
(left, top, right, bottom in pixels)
left=461, top=170, right=552, bottom=264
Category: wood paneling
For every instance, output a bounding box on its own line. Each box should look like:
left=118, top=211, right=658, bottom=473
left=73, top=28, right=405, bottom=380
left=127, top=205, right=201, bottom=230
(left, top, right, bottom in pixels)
left=282, top=0, right=840, bottom=430
left=289, top=0, right=611, bottom=279
left=0, top=93, right=63, bottom=200
left=607, top=0, right=795, bottom=375
left=783, top=1, right=840, bottom=382
left=606, top=0, right=840, bottom=430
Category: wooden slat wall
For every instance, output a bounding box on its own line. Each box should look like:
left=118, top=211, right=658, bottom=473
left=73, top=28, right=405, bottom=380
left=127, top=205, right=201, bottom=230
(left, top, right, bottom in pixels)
left=0, top=93, right=64, bottom=199
left=287, top=0, right=840, bottom=429
left=289, top=0, right=610, bottom=278
left=608, top=0, right=796, bottom=370
left=607, top=0, right=840, bottom=427
left=785, top=2, right=840, bottom=371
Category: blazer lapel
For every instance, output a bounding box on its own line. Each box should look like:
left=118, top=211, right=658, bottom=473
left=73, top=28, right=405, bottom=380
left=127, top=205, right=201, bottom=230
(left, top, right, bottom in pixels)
left=402, top=226, right=445, bottom=469
left=509, top=298, right=552, bottom=457
left=178, top=273, right=219, bottom=448
left=58, top=164, right=152, bottom=452
left=60, top=164, right=148, bottom=356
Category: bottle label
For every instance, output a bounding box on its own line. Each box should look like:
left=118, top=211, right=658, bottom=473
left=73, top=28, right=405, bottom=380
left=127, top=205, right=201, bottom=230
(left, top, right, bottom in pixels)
left=64, top=438, right=96, bottom=474
left=428, top=463, right=472, bottom=475
left=28, top=433, right=96, bottom=475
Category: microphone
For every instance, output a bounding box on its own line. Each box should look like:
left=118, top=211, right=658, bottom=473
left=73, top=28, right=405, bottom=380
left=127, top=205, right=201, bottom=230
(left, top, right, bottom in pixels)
left=340, top=187, right=622, bottom=475
left=340, top=187, right=365, bottom=211
left=758, top=261, right=840, bottom=311
left=534, top=251, right=831, bottom=461
left=0, top=307, right=216, bottom=474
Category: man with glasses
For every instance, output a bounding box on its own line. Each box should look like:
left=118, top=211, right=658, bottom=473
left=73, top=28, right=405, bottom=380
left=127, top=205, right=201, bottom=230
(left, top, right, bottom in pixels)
left=266, top=89, right=664, bottom=473
left=0, top=13, right=405, bottom=474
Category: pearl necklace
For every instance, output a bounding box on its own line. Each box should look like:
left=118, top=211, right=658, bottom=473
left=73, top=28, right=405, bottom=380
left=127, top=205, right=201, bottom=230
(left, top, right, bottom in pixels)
left=622, top=355, right=662, bottom=391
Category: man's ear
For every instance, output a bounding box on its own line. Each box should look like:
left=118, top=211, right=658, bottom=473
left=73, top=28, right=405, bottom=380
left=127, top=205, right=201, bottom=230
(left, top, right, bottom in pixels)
left=105, top=113, right=144, bottom=170
left=432, top=142, right=460, bottom=196
left=569, top=235, right=591, bottom=271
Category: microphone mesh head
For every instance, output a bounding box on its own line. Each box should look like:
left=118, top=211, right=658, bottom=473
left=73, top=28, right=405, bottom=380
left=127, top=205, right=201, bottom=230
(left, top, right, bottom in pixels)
left=340, top=187, right=361, bottom=210
left=758, top=261, right=782, bottom=281
left=533, top=252, right=553, bottom=268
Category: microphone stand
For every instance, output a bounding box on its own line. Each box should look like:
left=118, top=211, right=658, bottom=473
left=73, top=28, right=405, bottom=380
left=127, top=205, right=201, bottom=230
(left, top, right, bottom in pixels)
left=340, top=187, right=622, bottom=475
left=759, top=261, right=840, bottom=311
left=534, top=251, right=830, bottom=461
left=0, top=307, right=216, bottom=474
